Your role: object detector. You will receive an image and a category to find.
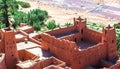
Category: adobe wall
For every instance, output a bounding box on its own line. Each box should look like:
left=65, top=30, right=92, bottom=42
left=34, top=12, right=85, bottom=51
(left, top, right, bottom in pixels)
left=72, top=43, right=107, bottom=69
left=83, top=28, right=102, bottom=43
left=41, top=33, right=78, bottom=66
left=60, top=33, right=82, bottom=42
left=18, top=50, right=37, bottom=61
left=46, top=26, right=76, bottom=36
left=0, top=41, right=4, bottom=53
left=17, top=26, right=34, bottom=33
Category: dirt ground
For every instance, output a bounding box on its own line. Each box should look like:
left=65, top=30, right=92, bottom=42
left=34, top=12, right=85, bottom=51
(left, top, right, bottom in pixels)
left=21, top=0, right=120, bottom=26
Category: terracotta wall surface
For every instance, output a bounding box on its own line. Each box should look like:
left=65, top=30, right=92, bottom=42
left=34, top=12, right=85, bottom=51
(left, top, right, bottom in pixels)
left=76, top=43, right=107, bottom=68
left=59, top=33, right=81, bottom=42
left=18, top=50, right=37, bottom=61
left=46, top=26, right=76, bottom=36
left=83, top=28, right=102, bottom=43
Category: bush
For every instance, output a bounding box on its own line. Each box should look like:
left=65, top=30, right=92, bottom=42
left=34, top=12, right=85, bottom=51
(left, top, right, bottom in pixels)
left=17, top=1, right=30, bottom=8
left=47, top=20, right=56, bottom=30
left=64, top=22, right=72, bottom=27
left=0, top=23, right=5, bottom=29
left=33, top=22, right=41, bottom=31
left=28, top=9, right=48, bottom=25
left=13, top=11, right=28, bottom=28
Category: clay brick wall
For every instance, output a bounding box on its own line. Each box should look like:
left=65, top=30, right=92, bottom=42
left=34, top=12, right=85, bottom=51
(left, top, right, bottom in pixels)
left=83, top=28, right=102, bottom=43
left=18, top=50, right=37, bottom=61
left=72, top=43, right=107, bottom=69
left=29, top=37, right=41, bottom=45
left=17, top=26, right=34, bottom=33
left=60, top=33, right=82, bottom=42
left=0, top=41, right=4, bottom=53
left=41, top=33, right=78, bottom=66
left=46, top=26, right=76, bottom=36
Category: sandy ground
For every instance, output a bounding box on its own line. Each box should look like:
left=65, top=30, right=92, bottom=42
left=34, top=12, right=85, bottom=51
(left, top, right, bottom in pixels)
left=21, top=0, right=120, bottom=26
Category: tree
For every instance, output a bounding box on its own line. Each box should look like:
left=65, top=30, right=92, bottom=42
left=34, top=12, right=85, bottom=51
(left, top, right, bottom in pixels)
left=0, top=0, right=18, bottom=27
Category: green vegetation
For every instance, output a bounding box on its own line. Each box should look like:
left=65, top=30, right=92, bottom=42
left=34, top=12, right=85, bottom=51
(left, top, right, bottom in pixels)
left=87, top=21, right=104, bottom=32
left=0, top=23, right=6, bottom=29
left=17, top=1, right=30, bottom=8
left=64, top=22, right=73, bottom=27
left=13, top=9, right=48, bottom=30
left=47, top=20, right=57, bottom=30
left=0, top=0, right=18, bottom=27
left=13, top=11, right=28, bottom=28
left=28, top=9, right=48, bottom=25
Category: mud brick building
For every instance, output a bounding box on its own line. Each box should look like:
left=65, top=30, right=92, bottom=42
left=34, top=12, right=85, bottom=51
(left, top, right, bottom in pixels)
left=0, top=16, right=120, bottom=69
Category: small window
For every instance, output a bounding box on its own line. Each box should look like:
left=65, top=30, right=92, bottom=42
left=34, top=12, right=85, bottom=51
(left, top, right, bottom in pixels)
left=75, top=38, right=77, bottom=42
left=81, top=29, right=83, bottom=34
left=112, top=40, right=114, bottom=43
left=81, top=38, right=83, bottom=41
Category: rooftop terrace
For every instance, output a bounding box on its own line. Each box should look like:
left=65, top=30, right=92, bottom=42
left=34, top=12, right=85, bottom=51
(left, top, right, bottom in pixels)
left=17, top=41, right=40, bottom=50
left=76, top=41, right=97, bottom=49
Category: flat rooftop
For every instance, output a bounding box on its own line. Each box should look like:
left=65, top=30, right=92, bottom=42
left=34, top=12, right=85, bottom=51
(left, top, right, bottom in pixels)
left=76, top=41, right=97, bottom=49
left=17, top=25, right=32, bottom=30
left=16, top=60, right=36, bottom=69
left=15, top=33, right=24, bottom=39
left=17, top=41, right=40, bottom=50
left=55, top=30, right=79, bottom=38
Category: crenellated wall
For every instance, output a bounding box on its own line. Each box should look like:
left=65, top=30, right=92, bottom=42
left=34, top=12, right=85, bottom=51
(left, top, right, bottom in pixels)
left=60, top=33, right=82, bottom=42
left=75, top=43, right=107, bottom=68
left=83, top=28, right=102, bottom=43
left=46, top=26, right=76, bottom=36
left=41, top=33, right=78, bottom=66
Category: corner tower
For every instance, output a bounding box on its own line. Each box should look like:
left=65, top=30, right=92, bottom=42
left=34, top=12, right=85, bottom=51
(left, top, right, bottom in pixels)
left=102, top=25, right=118, bottom=60
left=1, top=27, right=18, bottom=69
left=73, top=16, right=86, bottom=32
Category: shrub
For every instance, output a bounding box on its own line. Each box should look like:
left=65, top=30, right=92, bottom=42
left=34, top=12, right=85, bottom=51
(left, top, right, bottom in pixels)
left=33, top=21, right=41, bottom=31
left=13, top=11, right=28, bottom=28
left=0, top=23, right=5, bottom=29
left=28, top=9, right=48, bottom=25
left=17, top=1, right=30, bottom=8
left=47, top=20, right=56, bottom=30
left=64, top=22, right=72, bottom=27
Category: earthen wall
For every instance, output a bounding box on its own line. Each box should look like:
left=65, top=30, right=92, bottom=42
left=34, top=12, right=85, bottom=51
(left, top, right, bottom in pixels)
left=83, top=28, right=102, bottom=43
left=18, top=50, right=37, bottom=61
left=46, top=26, right=76, bottom=36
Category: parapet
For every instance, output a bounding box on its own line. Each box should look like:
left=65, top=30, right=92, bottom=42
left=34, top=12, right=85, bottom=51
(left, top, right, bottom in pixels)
left=73, top=16, right=87, bottom=25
